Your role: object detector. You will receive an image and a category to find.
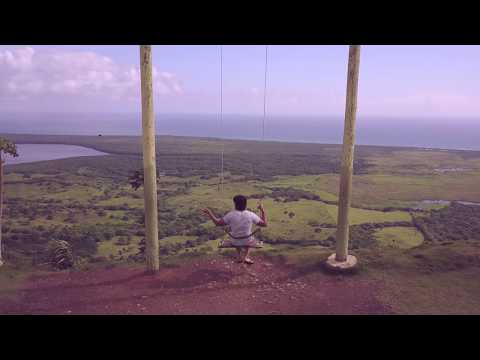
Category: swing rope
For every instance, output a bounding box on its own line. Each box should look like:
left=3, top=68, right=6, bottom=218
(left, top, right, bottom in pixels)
left=218, top=45, right=269, bottom=190
left=220, top=45, right=224, bottom=192
left=263, top=45, right=268, bottom=141
left=218, top=45, right=269, bottom=249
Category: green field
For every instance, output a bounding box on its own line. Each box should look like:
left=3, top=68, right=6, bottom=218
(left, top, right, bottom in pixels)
left=374, top=227, right=424, bottom=249
left=2, top=134, right=480, bottom=313
left=3, top=134, right=480, bottom=261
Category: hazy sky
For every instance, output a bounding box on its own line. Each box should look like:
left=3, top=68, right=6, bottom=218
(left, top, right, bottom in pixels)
left=2, top=45, right=480, bottom=119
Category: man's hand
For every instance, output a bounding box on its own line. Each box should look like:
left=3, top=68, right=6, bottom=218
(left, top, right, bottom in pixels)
left=256, top=201, right=267, bottom=227
left=257, top=201, right=265, bottom=212
left=201, top=208, right=225, bottom=226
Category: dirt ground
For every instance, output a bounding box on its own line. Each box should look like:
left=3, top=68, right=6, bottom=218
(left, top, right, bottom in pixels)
left=0, top=256, right=392, bottom=315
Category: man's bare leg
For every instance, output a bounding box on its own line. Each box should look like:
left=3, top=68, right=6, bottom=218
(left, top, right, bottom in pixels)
left=243, top=247, right=253, bottom=264
left=235, top=248, right=243, bottom=262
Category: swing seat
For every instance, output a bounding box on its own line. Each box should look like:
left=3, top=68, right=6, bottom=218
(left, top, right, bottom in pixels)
left=218, top=227, right=263, bottom=249
left=218, top=239, right=264, bottom=249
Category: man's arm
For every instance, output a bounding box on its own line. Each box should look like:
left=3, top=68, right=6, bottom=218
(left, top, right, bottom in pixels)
left=256, top=202, right=268, bottom=227
left=202, top=208, right=226, bottom=226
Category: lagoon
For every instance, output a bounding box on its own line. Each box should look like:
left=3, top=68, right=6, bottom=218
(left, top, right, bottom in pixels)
left=4, top=144, right=108, bottom=165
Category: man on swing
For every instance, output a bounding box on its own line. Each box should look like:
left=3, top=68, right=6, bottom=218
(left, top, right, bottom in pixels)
left=202, top=195, right=268, bottom=265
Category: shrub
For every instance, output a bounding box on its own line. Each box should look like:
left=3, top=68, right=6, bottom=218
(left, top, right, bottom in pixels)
left=103, top=231, right=114, bottom=240
left=115, top=237, right=131, bottom=246
left=90, top=256, right=108, bottom=263
left=115, top=229, right=128, bottom=237
left=45, top=240, right=74, bottom=270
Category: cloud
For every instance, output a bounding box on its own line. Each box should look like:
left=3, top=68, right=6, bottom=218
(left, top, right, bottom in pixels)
left=0, top=47, right=35, bottom=70
left=0, top=47, right=183, bottom=101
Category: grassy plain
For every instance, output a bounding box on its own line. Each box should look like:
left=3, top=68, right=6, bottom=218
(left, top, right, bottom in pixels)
left=374, top=227, right=424, bottom=249
left=2, top=134, right=480, bottom=313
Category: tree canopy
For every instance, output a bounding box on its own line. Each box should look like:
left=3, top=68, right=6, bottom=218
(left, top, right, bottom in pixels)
left=129, top=169, right=160, bottom=191
left=0, top=138, right=19, bottom=159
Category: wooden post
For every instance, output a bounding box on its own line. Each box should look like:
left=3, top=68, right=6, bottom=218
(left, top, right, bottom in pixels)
left=0, top=152, right=4, bottom=267
left=140, top=45, right=159, bottom=273
left=326, top=45, right=361, bottom=271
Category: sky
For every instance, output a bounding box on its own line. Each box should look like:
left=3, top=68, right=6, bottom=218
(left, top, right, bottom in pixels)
left=1, top=45, right=480, bottom=119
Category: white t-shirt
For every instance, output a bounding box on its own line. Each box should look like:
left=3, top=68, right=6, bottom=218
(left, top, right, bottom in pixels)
left=223, top=210, right=262, bottom=239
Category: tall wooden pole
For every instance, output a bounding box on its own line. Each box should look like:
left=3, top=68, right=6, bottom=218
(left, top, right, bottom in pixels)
left=326, top=45, right=361, bottom=271
left=140, top=45, right=159, bottom=273
left=0, top=152, right=4, bottom=267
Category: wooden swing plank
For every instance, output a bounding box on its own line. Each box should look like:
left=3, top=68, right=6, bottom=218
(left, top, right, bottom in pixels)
left=219, top=244, right=264, bottom=249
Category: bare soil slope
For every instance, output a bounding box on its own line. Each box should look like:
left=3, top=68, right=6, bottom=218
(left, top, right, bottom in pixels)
left=0, top=256, right=391, bottom=315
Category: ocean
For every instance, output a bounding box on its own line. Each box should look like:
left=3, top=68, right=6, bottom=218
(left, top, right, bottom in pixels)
left=1, top=112, right=479, bottom=150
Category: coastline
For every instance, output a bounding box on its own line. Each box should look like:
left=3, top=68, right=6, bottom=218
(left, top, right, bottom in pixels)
left=2, top=132, right=480, bottom=154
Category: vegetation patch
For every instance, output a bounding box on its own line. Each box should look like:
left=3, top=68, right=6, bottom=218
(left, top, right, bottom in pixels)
left=367, top=242, right=480, bottom=314
left=413, top=203, right=480, bottom=242
left=374, top=227, right=424, bottom=249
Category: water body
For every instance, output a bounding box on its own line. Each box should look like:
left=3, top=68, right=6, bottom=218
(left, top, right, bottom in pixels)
left=1, top=112, right=480, bottom=151
left=415, top=199, right=480, bottom=209
left=434, top=168, right=472, bottom=173
left=4, top=144, right=108, bottom=165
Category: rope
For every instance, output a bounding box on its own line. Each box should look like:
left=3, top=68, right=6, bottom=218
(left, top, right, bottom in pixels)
left=218, top=45, right=268, bottom=189
left=220, top=45, right=224, bottom=192
left=263, top=45, right=268, bottom=141
left=216, top=46, right=270, bottom=251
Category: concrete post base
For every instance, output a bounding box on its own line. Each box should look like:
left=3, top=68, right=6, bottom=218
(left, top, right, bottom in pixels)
left=324, top=253, right=358, bottom=273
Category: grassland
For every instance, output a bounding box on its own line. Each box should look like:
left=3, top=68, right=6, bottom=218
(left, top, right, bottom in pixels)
left=374, top=227, right=424, bottom=249
left=366, top=242, right=480, bottom=314
left=3, top=134, right=480, bottom=260
left=2, top=134, right=480, bottom=313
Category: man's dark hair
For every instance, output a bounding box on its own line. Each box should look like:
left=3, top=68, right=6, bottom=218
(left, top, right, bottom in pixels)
left=233, top=195, right=247, bottom=211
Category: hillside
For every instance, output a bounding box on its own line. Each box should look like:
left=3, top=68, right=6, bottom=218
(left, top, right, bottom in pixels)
left=2, top=134, right=480, bottom=314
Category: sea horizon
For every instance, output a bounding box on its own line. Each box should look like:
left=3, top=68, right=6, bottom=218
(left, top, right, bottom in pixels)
left=1, top=112, right=479, bottom=151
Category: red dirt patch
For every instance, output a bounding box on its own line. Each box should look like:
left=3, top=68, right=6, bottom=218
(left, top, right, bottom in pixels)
left=0, top=256, right=392, bottom=315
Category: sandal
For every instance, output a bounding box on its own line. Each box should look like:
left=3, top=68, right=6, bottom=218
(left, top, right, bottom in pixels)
left=244, top=258, right=254, bottom=265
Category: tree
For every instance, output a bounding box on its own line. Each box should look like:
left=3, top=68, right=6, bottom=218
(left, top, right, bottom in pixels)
left=0, top=138, right=19, bottom=266
left=129, top=168, right=160, bottom=191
